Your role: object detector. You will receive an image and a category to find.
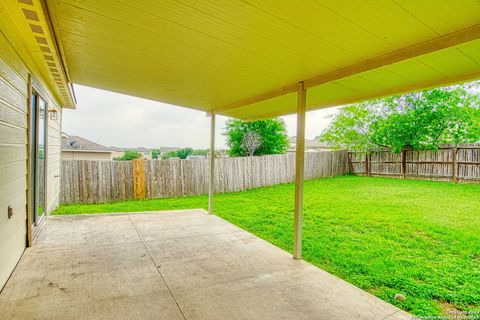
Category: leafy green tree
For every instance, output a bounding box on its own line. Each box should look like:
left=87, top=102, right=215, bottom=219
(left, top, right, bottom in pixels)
left=175, top=147, right=193, bottom=159
left=318, top=101, right=383, bottom=151
left=320, top=82, right=480, bottom=152
left=116, top=150, right=142, bottom=161
left=151, top=149, right=160, bottom=159
left=161, top=151, right=177, bottom=160
left=370, top=87, right=480, bottom=152
left=161, top=148, right=193, bottom=159
left=224, top=118, right=289, bottom=157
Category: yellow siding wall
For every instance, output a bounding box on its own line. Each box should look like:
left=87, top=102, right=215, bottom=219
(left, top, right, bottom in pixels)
left=0, top=30, right=63, bottom=289
left=0, top=30, right=29, bottom=291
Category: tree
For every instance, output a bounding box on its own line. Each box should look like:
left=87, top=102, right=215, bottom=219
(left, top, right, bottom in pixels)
left=241, top=131, right=262, bottom=157
left=116, top=150, right=142, bottom=161
left=224, top=118, right=289, bottom=157
left=318, top=101, right=383, bottom=151
left=320, top=82, right=480, bottom=152
left=370, top=87, right=480, bottom=152
left=151, top=149, right=160, bottom=159
left=175, top=147, right=193, bottom=159
left=161, top=151, right=177, bottom=160
left=161, top=147, right=193, bottom=159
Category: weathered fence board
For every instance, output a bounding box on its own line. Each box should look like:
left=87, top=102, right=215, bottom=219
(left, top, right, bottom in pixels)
left=348, top=145, right=480, bottom=183
left=60, top=151, right=348, bottom=204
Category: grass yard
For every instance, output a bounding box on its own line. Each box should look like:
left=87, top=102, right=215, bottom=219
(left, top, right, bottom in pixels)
left=54, top=176, right=480, bottom=317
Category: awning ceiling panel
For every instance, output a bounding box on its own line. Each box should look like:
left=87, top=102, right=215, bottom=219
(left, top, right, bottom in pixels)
left=45, top=0, right=480, bottom=119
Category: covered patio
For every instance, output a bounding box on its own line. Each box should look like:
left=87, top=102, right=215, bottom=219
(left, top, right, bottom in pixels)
left=3, top=0, right=480, bottom=259
left=2, top=1, right=480, bottom=318
left=0, top=209, right=410, bottom=320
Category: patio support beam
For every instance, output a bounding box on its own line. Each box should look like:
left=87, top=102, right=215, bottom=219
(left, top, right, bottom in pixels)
left=293, top=82, right=306, bottom=260
left=208, top=112, right=216, bottom=214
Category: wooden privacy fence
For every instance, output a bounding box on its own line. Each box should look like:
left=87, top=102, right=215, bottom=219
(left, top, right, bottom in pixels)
left=348, top=144, right=480, bottom=183
left=60, top=151, right=348, bottom=204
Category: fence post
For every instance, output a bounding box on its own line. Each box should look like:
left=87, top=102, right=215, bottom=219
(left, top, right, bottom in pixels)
left=132, top=158, right=146, bottom=200
left=365, top=152, right=369, bottom=176
left=180, top=159, right=186, bottom=196
left=402, top=149, right=406, bottom=179
left=347, top=152, right=353, bottom=173
left=452, top=147, right=458, bottom=183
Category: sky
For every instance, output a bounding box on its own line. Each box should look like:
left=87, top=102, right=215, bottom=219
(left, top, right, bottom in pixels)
left=62, top=85, right=341, bottom=149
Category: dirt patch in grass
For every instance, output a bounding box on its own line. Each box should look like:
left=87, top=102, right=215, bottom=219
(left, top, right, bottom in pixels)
left=439, top=301, right=463, bottom=318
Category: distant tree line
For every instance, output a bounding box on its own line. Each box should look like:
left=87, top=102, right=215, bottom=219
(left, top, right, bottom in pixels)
left=115, top=148, right=210, bottom=161
left=116, top=150, right=143, bottom=161
left=161, top=148, right=209, bottom=160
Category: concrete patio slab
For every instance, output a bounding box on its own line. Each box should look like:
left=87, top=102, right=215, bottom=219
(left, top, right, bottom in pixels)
left=34, top=213, right=141, bottom=251
left=0, top=210, right=412, bottom=320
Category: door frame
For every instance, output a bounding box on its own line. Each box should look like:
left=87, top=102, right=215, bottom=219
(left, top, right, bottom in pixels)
left=26, top=75, right=49, bottom=245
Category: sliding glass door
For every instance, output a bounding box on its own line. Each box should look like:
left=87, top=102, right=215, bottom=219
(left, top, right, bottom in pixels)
left=30, top=90, right=47, bottom=229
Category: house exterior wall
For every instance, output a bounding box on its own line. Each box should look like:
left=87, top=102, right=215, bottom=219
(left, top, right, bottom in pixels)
left=62, top=151, right=113, bottom=161
left=47, top=106, right=63, bottom=213
left=0, top=20, right=63, bottom=289
left=0, top=31, right=29, bottom=291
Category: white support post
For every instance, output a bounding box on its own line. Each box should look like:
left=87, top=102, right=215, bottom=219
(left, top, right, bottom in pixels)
left=208, top=112, right=216, bottom=214
left=293, top=82, right=306, bottom=260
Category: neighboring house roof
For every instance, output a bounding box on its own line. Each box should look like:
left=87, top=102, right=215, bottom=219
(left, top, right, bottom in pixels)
left=62, top=134, right=113, bottom=153
left=131, top=147, right=151, bottom=153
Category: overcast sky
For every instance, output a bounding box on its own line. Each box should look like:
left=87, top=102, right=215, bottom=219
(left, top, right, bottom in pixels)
left=62, top=85, right=341, bottom=149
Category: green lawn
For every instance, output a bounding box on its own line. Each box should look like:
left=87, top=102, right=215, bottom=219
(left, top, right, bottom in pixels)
left=54, top=176, right=480, bottom=317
